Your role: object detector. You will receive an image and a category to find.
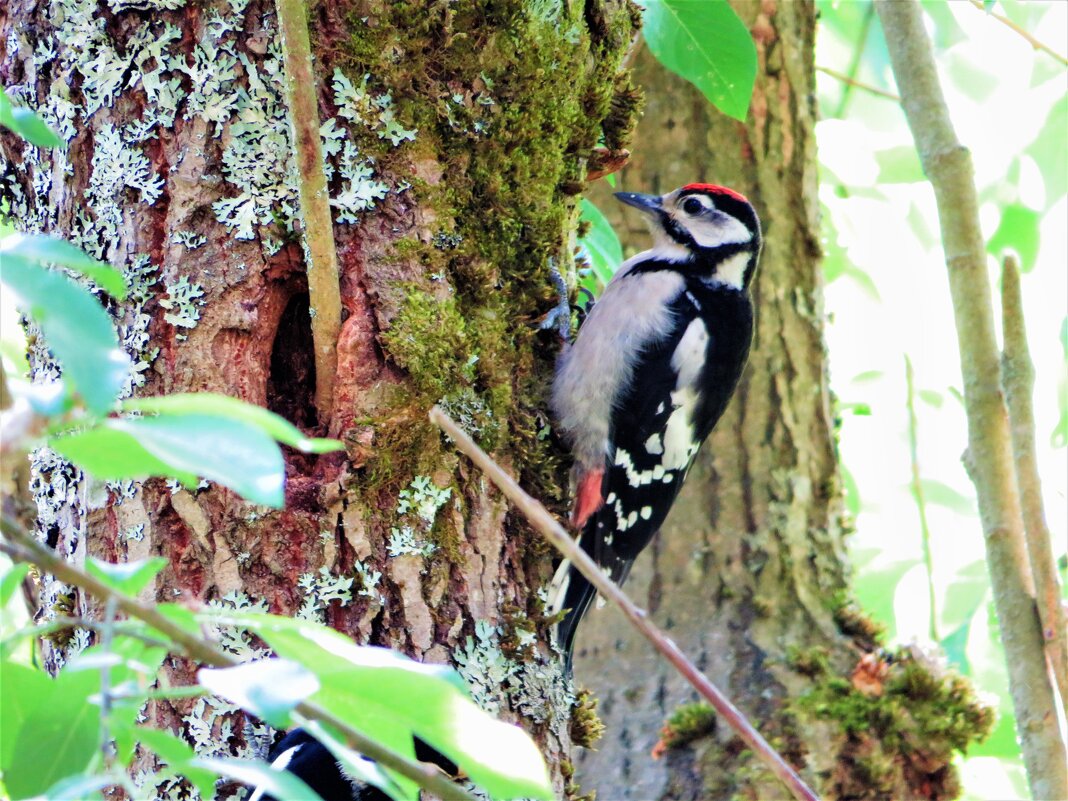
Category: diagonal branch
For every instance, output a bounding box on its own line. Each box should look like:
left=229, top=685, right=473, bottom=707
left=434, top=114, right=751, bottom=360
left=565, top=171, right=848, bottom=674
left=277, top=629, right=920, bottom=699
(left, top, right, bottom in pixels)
left=967, top=0, right=1068, bottom=67
left=1000, top=254, right=1068, bottom=720
left=275, top=0, right=341, bottom=422
left=875, top=3, right=1067, bottom=798
left=428, top=407, right=821, bottom=801
left=0, top=517, right=478, bottom=801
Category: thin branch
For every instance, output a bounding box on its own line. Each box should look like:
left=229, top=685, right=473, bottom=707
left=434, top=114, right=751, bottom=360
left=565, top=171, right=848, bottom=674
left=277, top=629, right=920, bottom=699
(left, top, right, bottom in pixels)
left=1000, top=254, right=1068, bottom=720
left=835, top=1, right=877, bottom=117
left=0, top=518, right=479, bottom=801
left=99, top=596, right=118, bottom=767
left=817, top=65, right=901, bottom=103
left=904, top=355, right=938, bottom=642
left=967, top=0, right=1068, bottom=68
left=875, top=3, right=1066, bottom=798
left=428, top=407, right=821, bottom=801
left=275, top=0, right=341, bottom=422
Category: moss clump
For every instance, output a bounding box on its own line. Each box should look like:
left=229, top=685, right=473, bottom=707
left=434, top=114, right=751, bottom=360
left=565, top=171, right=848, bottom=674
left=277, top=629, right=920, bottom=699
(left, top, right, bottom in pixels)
left=569, top=687, right=606, bottom=749
left=655, top=702, right=718, bottom=753
left=790, top=647, right=994, bottom=800
left=379, top=287, right=471, bottom=401
left=831, top=593, right=886, bottom=648
left=561, top=758, right=595, bottom=801
left=786, top=644, right=832, bottom=678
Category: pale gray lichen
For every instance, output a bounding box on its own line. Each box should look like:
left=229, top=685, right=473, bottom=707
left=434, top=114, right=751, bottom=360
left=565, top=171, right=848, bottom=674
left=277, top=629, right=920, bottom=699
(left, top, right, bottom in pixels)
left=396, top=476, right=451, bottom=525
left=330, top=69, right=417, bottom=145
left=453, top=620, right=574, bottom=731
left=354, top=561, right=382, bottom=599
left=296, top=567, right=353, bottom=622
left=123, top=523, right=146, bottom=543
left=453, top=621, right=518, bottom=715
left=386, top=476, right=451, bottom=559
left=206, top=590, right=271, bottom=662
left=171, top=231, right=207, bottom=250
left=159, top=276, right=205, bottom=331
left=386, top=525, right=436, bottom=558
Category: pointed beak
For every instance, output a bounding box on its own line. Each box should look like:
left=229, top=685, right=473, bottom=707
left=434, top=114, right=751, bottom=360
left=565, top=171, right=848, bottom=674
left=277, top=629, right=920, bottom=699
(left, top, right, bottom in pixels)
left=614, top=192, right=662, bottom=216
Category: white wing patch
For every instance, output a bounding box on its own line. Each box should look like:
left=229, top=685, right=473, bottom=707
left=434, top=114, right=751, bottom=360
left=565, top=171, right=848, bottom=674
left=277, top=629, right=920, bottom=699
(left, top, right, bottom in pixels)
left=644, top=433, right=663, bottom=454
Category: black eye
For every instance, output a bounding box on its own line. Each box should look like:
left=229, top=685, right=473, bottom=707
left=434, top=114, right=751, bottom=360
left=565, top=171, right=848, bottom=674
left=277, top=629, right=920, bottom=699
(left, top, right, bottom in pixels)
left=682, top=197, right=705, bottom=215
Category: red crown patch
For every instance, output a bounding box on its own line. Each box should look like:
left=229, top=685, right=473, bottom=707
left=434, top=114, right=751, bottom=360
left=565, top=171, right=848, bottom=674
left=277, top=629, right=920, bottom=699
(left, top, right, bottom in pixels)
left=682, top=183, right=749, bottom=204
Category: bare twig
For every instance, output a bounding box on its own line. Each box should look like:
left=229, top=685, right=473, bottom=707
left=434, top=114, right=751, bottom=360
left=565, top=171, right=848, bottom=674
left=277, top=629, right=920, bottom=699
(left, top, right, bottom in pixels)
left=904, top=355, right=938, bottom=642
left=875, top=3, right=1067, bottom=798
left=429, top=407, right=821, bottom=801
left=834, top=1, right=877, bottom=117
left=0, top=517, right=479, bottom=801
left=99, top=596, right=119, bottom=767
left=817, top=65, right=901, bottom=103
left=967, top=0, right=1068, bottom=67
left=1000, top=254, right=1068, bottom=720
left=275, top=0, right=341, bottom=422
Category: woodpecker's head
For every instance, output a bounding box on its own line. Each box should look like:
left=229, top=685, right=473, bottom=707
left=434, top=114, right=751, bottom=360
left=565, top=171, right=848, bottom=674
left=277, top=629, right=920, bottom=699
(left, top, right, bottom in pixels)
left=615, top=184, right=762, bottom=289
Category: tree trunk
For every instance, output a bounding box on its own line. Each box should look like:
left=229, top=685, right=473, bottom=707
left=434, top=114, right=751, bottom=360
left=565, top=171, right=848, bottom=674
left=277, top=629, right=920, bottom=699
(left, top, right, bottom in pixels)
left=0, top=0, right=638, bottom=795
left=573, top=3, right=992, bottom=800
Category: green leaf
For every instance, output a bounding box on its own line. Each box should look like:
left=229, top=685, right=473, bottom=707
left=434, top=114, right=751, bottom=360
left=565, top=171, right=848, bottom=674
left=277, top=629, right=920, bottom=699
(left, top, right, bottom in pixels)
left=49, top=422, right=198, bottom=487
left=986, top=203, right=1041, bottom=272
left=578, top=199, right=623, bottom=292
left=123, top=393, right=343, bottom=454
left=918, top=389, right=944, bottom=408
left=940, top=619, right=972, bottom=675
left=919, top=0, right=968, bottom=48
left=0, top=564, right=31, bottom=608
left=840, top=462, right=861, bottom=517
left=84, top=557, right=168, bottom=597
left=51, top=414, right=286, bottom=507
left=2, top=660, right=99, bottom=799
left=43, top=773, right=119, bottom=801
left=641, top=0, right=758, bottom=121
left=203, top=613, right=553, bottom=800
left=0, top=90, right=62, bottom=149
left=198, top=659, right=320, bottom=728
left=0, top=234, right=126, bottom=299
left=853, top=558, right=920, bottom=640
left=874, top=145, right=925, bottom=184
left=919, top=478, right=977, bottom=515
left=136, top=728, right=218, bottom=799
left=1025, top=97, right=1067, bottom=205
left=940, top=561, right=989, bottom=634
left=0, top=256, right=128, bottom=414
left=193, top=757, right=326, bottom=801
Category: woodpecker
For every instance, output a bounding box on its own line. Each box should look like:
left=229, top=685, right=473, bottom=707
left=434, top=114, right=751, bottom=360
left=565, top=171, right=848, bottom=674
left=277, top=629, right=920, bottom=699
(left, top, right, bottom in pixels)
left=549, top=184, right=762, bottom=666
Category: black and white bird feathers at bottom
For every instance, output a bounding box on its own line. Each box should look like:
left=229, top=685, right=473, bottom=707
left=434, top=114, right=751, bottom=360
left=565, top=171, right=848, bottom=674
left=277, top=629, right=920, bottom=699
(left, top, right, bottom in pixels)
left=249, top=728, right=456, bottom=801
left=549, top=184, right=762, bottom=667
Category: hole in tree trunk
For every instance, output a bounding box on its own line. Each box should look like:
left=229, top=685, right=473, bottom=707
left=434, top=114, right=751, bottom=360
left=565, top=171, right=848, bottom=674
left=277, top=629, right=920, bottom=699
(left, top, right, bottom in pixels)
left=267, top=291, right=318, bottom=431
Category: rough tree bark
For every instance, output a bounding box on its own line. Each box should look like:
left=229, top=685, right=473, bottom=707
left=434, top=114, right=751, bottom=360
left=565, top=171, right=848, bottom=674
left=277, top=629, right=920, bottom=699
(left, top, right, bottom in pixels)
left=573, top=2, right=992, bottom=800
left=0, top=0, right=638, bottom=796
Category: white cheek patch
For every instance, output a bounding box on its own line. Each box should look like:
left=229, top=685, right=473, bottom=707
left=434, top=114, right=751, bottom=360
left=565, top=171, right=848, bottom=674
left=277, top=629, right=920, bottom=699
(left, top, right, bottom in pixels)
left=689, top=214, right=752, bottom=249
left=710, top=251, right=750, bottom=289
left=647, top=234, right=693, bottom=263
